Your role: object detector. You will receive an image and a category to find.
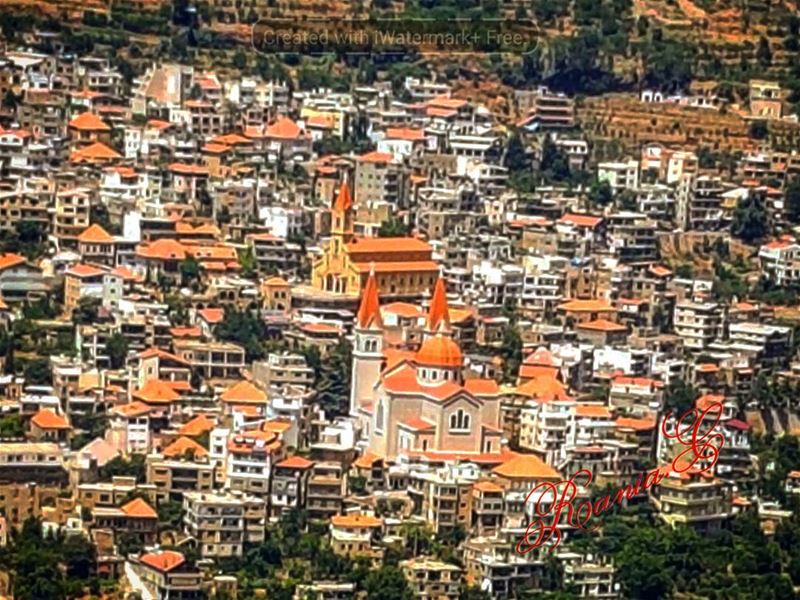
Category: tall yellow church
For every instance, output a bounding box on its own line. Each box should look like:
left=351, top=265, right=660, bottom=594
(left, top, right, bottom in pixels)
left=311, top=181, right=440, bottom=299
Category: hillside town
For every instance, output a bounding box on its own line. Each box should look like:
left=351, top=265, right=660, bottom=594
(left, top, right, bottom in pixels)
left=0, top=1, right=799, bottom=599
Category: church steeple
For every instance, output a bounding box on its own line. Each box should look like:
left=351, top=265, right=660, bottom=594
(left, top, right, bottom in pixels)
left=425, top=275, right=451, bottom=336
left=350, top=265, right=384, bottom=418
left=357, top=266, right=383, bottom=330
left=331, top=179, right=354, bottom=240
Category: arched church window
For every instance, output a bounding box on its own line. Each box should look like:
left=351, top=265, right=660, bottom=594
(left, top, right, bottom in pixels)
left=449, top=408, right=470, bottom=432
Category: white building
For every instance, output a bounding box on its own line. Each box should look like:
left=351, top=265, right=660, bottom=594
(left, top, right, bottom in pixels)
left=597, top=160, right=639, bottom=194
left=673, top=301, right=724, bottom=351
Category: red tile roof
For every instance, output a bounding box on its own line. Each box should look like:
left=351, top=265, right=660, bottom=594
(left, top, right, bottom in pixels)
left=140, top=550, right=185, bottom=573
left=69, top=112, right=110, bottom=131
left=31, top=409, right=69, bottom=430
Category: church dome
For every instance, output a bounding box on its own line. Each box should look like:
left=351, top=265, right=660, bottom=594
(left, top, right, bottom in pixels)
left=415, top=335, right=463, bottom=368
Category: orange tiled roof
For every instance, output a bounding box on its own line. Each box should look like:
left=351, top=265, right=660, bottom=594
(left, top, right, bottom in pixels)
left=264, top=276, right=288, bottom=286
left=575, top=404, right=611, bottom=418
left=70, top=142, right=121, bottom=163
left=697, top=393, right=725, bottom=411
left=220, top=380, right=267, bottom=404
left=31, top=409, right=69, bottom=430
left=426, top=106, right=457, bottom=118
left=577, top=318, right=627, bottom=332
left=306, top=114, right=335, bottom=128
left=399, top=416, right=435, bottom=431
left=382, top=348, right=416, bottom=372
left=262, top=419, right=292, bottom=434
left=120, top=497, right=158, bottom=519
left=474, top=480, right=504, bottom=493
left=78, top=223, right=114, bottom=244
left=357, top=151, right=394, bottom=163
left=198, top=307, right=224, bottom=323
left=353, top=451, right=381, bottom=469
left=615, top=416, right=656, bottom=431
left=649, top=265, right=673, bottom=278
left=212, top=133, right=251, bottom=146
left=168, top=163, right=209, bottom=176
left=113, top=401, right=151, bottom=418
left=201, top=142, right=230, bottom=154
left=276, top=455, right=315, bottom=469
left=138, top=347, right=190, bottom=366
left=330, top=514, right=382, bottom=528
left=558, top=213, right=603, bottom=228
left=136, top=239, right=186, bottom=261
left=464, top=378, right=500, bottom=396
left=492, top=454, right=560, bottom=480
left=163, top=436, right=207, bottom=459
left=382, top=302, right=422, bottom=319
left=170, top=326, right=202, bottom=338
left=178, top=414, right=215, bottom=437
left=426, top=95, right=467, bottom=109
left=111, top=266, right=141, bottom=282
left=69, top=111, right=110, bottom=131
left=382, top=364, right=462, bottom=402
left=557, top=299, right=615, bottom=313
left=66, top=264, right=105, bottom=278
left=346, top=236, right=432, bottom=255
left=133, top=379, right=182, bottom=404
left=516, top=375, right=570, bottom=402
left=526, top=347, right=556, bottom=366
left=140, top=550, right=185, bottom=573
left=386, top=127, right=425, bottom=141
left=146, top=119, right=173, bottom=130
left=612, top=375, right=663, bottom=388
left=266, top=117, right=303, bottom=140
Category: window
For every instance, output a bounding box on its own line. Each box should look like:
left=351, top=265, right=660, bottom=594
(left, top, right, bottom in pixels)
left=375, top=400, right=384, bottom=433
left=449, top=409, right=470, bottom=432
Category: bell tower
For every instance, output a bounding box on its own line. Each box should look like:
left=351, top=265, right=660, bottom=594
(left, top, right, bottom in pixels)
left=350, top=266, right=384, bottom=418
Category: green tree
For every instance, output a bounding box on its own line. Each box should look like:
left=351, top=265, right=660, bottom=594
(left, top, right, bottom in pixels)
left=238, top=246, right=257, bottom=278
left=157, top=500, right=184, bottom=532
left=749, top=120, right=769, bottom=140
left=0, top=414, right=25, bottom=438
left=364, top=566, right=412, bottom=600
left=541, top=136, right=571, bottom=183
left=99, top=454, right=146, bottom=482
left=216, top=308, right=269, bottom=361
left=23, top=358, right=50, bottom=385
left=72, top=296, right=101, bottom=325
left=378, top=218, right=410, bottom=237
left=316, top=339, right=352, bottom=417
left=500, top=324, right=522, bottom=383
left=504, top=131, right=530, bottom=172
left=180, top=256, right=201, bottom=287
left=731, top=193, right=768, bottom=243
left=588, top=179, right=613, bottom=206
left=786, top=177, right=800, bottom=223
left=106, top=333, right=129, bottom=369
left=663, top=379, right=695, bottom=415
left=757, top=35, right=772, bottom=67
left=643, top=34, right=696, bottom=91
left=232, top=49, right=247, bottom=70
left=2, top=89, right=18, bottom=110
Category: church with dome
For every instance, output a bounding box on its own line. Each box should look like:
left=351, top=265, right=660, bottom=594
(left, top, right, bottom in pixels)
left=350, top=269, right=506, bottom=461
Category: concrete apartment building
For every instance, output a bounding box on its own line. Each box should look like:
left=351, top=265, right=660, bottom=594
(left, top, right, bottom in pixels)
left=183, top=491, right=266, bottom=558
